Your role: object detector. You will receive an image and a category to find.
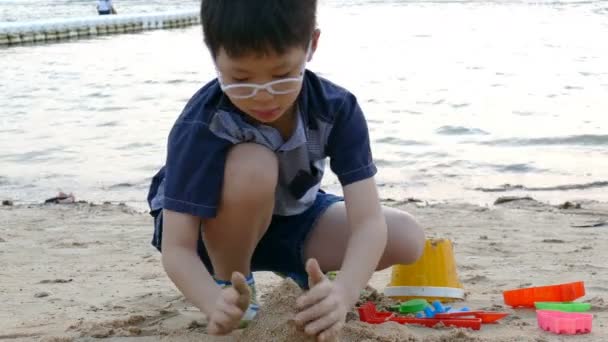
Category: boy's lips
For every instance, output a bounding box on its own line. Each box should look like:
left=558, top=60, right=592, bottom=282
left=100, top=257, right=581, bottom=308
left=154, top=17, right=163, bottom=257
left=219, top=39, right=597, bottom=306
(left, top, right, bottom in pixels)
left=251, top=107, right=281, bottom=119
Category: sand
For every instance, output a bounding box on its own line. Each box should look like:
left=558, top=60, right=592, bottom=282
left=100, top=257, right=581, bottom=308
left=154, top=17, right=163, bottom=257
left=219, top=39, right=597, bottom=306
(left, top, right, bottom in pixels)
left=1, top=198, right=606, bottom=341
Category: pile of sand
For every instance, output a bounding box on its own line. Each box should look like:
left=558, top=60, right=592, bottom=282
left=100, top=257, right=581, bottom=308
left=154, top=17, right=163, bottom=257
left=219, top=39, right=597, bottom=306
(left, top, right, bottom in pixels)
left=239, top=279, right=492, bottom=342
left=238, top=279, right=314, bottom=341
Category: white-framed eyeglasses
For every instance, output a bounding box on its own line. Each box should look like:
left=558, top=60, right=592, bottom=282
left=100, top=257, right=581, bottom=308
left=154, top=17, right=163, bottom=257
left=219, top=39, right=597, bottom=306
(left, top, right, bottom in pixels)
left=215, top=41, right=312, bottom=99
left=217, top=72, right=304, bottom=99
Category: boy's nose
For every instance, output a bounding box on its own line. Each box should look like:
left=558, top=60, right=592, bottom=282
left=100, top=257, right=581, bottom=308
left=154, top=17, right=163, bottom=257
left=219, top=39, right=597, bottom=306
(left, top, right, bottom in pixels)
left=253, top=88, right=274, bottom=102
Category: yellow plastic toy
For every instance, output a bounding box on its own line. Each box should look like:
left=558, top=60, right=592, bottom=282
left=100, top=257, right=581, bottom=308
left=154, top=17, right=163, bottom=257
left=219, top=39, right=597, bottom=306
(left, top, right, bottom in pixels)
left=384, top=238, right=464, bottom=302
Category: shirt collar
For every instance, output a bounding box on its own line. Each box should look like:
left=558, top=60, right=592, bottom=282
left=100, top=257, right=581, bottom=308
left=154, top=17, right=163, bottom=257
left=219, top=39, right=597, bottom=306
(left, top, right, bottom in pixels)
left=277, top=108, right=307, bottom=152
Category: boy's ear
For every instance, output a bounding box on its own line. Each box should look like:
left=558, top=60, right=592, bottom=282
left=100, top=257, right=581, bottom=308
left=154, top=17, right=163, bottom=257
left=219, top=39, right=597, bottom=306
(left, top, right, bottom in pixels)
left=308, top=28, right=321, bottom=62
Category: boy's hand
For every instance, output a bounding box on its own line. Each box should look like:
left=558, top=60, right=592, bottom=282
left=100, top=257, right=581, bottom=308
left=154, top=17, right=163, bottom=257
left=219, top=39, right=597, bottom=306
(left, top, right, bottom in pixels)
left=206, top=272, right=251, bottom=335
left=295, top=259, right=347, bottom=342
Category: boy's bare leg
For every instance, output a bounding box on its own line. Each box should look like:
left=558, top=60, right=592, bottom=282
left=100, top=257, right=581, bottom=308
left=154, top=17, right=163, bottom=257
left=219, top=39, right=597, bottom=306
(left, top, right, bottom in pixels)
left=303, top=203, right=425, bottom=272
left=202, top=143, right=278, bottom=281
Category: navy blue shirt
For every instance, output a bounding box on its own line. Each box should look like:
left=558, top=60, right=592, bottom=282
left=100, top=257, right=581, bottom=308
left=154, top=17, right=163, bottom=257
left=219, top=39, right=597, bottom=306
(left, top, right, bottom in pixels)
left=148, top=70, right=376, bottom=218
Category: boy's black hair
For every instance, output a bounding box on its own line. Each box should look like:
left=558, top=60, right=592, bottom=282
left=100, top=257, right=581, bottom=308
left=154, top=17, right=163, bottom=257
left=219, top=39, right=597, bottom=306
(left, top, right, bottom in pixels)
left=201, top=0, right=317, bottom=58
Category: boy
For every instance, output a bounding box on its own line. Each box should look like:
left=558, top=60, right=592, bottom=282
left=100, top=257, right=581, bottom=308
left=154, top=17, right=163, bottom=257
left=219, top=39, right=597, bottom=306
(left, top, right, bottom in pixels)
left=147, top=0, right=425, bottom=340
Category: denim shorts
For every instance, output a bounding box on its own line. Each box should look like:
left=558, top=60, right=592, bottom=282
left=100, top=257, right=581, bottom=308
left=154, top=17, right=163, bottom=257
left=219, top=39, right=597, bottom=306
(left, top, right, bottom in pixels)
left=151, top=191, right=343, bottom=277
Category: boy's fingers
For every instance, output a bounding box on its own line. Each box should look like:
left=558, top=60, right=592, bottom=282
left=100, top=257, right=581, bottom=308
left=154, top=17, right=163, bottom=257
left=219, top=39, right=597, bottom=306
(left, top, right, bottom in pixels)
left=318, top=322, right=342, bottom=342
left=207, top=315, right=229, bottom=335
left=213, top=311, right=232, bottom=331
left=306, top=258, right=325, bottom=287
left=218, top=300, right=244, bottom=320
left=208, top=297, right=246, bottom=336
left=296, top=280, right=331, bottom=309
left=207, top=322, right=220, bottom=335
left=304, top=308, right=339, bottom=336
left=231, top=271, right=251, bottom=311
left=222, top=287, right=239, bottom=305
left=295, top=295, right=334, bottom=324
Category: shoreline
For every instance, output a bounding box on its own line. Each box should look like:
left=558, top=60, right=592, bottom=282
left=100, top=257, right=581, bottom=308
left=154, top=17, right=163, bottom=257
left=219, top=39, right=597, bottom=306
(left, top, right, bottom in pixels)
left=2, top=187, right=607, bottom=215
left=1, top=198, right=606, bottom=341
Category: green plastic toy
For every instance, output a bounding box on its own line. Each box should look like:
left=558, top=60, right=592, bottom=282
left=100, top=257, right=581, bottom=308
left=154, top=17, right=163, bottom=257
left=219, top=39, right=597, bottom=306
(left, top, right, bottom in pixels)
left=534, top=302, right=591, bottom=312
left=398, top=299, right=430, bottom=314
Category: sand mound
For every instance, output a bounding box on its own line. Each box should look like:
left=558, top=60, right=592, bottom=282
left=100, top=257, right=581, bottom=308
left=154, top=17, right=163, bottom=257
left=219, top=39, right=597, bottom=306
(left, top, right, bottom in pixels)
left=356, top=285, right=397, bottom=311
left=238, top=278, right=314, bottom=341
left=341, top=321, right=417, bottom=341
left=239, top=279, right=425, bottom=342
left=421, top=330, right=483, bottom=342
left=237, top=279, right=540, bottom=342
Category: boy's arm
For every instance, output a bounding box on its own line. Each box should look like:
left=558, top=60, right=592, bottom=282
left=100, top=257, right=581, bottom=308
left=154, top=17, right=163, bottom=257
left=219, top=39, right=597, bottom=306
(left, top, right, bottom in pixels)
left=160, top=209, right=221, bottom=316
left=334, top=176, right=388, bottom=305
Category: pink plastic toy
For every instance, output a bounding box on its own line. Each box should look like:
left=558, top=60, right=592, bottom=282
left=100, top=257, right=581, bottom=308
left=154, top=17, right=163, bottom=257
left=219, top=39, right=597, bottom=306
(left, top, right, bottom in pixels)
left=537, top=310, right=592, bottom=334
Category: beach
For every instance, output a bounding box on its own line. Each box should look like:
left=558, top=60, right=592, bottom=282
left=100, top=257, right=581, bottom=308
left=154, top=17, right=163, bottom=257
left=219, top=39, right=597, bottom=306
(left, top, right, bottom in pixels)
left=1, top=197, right=606, bottom=341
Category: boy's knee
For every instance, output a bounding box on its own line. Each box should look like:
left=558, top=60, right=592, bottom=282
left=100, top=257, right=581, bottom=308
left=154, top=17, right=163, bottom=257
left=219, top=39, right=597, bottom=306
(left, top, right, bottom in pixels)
left=388, top=211, right=425, bottom=264
left=223, top=143, right=278, bottom=202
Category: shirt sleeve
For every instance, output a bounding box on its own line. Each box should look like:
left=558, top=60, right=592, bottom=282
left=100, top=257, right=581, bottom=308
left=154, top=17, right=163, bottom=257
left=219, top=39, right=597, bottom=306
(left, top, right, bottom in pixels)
left=326, top=92, right=377, bottom=186
left=162, top=119, right=233, bottom=218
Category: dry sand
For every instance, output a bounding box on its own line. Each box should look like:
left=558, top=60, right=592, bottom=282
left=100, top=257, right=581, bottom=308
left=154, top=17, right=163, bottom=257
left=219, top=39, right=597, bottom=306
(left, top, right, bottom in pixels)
left=1, top=198, right=606, bottom=341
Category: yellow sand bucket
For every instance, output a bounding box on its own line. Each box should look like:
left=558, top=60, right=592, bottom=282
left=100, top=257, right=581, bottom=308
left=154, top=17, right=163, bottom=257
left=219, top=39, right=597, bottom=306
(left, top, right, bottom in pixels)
left=384, top=238, right=464, bottom=302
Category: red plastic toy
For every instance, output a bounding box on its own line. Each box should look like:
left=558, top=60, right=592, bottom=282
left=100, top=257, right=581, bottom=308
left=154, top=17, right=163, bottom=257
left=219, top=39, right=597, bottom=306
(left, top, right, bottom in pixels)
left=358, top=302, right=482, bottom=330
left=503, top=281, right=585, bottom=308
left=434, top=311, right=509, bottom=323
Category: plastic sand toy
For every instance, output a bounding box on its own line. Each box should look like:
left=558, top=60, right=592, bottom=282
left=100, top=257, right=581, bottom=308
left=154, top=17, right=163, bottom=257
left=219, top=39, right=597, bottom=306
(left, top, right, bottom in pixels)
left=358, top=302, right=482, bottom=330
left=434, top=311, right=509, bottom=324
left=397, top=299, right=429, bottom=313
left=536, top=310, right=592, bottom=334
left=413, top=300, right=507, bottom=323
left=534, top=302, right=591, bottom=312
left=503, top=281, right=585, bottom=308
left=385, top=239, right=464, bottom=302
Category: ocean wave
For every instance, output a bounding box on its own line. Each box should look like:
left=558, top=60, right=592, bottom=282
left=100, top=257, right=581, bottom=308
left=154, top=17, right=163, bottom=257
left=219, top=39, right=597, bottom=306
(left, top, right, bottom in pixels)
left=491, top=163, right=547, bottom=173
left=106, top=182, right=136, bottom=190
left=374, top=159, right=397, bottom=167
left=478, top=134, right=608, bottom=146
left=432, top=160, right=545, bottom=173
left=97, top=121, right=120, bottom=127
left=417, top=151, right=451, bottom=158
left=0, top=146, right=67, bottom=162
left=433, top=159, right=476, bottom=168
left=115, top=142, right=155, bottom=151
left=475, top=181, right=608, bottom=192
left=329, top=0, right=605, bottom=6
left=436, top=125, right=489, bottom=136
left=375, top=137, right=429, bottom=145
